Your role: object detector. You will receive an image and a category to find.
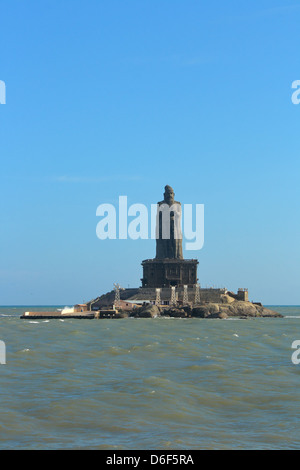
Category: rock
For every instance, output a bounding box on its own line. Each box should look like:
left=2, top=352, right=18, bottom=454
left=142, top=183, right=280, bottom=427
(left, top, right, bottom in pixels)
left=166, top=308, right=187, bottom=318
left=226, top=301, right=282, bottom=318
left=255, top=305, right=282, bottom=317
left=207, top=303, right=220, bottom=314
left=206, top=310, right=229, bottom=319
left=220, top=294, right=235, bottom=304
left=191, top=303, right=220, bottom=318
left=191, top=306, right=208, bottom=318
left=182, top=305, right=192, bottom=315
left=228, top=301, right=258, bottom=317
left=190, top=301, right=282, bottom=319
left=193, top=304, right=228, bottom=319
left=218, top=311, right=229, bottom=319
left=129, top=300, right=282, bottom=319
left=130, top=304, right=160, bottom=318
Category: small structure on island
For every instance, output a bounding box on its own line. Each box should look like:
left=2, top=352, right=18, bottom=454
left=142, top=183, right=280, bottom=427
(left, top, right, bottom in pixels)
left=113, top=283, right=121, bottom=309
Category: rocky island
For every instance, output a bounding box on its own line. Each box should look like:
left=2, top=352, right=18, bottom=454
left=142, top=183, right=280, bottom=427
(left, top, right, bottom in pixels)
left=85, top=288, right=282, bottom=319
left=21, top=185, right=282, bottom=320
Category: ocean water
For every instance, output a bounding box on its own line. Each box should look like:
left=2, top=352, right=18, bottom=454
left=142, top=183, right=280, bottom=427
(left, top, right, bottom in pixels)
left=0, top=305, right=300, bottom=450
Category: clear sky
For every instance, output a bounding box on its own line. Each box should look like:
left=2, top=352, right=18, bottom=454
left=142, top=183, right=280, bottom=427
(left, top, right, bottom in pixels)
left=0, top=0, right=299, bottom=305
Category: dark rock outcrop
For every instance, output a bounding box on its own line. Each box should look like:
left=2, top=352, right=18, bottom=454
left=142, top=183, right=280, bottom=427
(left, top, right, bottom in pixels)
left=129, top=304, right=160, bottom=318
left=191, top=301, right=282, bottom=319
left=162, top=307, right=188, bottom=318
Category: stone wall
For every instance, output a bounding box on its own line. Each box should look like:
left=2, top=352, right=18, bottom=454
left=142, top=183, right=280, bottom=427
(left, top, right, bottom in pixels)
left=128, top=287, right=227, bottom=304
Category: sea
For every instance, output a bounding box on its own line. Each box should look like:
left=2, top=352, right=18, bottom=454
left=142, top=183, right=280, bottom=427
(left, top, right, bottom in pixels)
left=0, top=305, right=300, bottom=450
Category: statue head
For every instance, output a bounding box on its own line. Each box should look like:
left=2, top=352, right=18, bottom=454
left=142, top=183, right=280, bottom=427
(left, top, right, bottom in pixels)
left=164, top=185, right=175, bottom=205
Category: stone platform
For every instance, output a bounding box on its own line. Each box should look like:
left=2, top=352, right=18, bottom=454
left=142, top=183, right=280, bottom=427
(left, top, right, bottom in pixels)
left=141, top=258, right=199, bottom=288
left=20, top=311, right=95, bottom=320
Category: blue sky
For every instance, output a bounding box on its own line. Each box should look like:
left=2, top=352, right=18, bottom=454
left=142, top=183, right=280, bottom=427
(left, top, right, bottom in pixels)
left=0, top=0, right=299, bottom=305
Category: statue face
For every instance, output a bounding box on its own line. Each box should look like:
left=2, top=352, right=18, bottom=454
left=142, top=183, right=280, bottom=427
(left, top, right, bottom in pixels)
left=164, top=189, right=174, bottom=205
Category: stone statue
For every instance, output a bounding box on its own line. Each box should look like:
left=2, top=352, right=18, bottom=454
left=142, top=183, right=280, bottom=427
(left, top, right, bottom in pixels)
left=156, top=185, right=183, bottom=259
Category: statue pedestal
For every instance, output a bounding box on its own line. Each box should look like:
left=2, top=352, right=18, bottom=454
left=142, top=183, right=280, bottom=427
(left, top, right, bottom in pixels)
left=141, top=258, right=198, bottom=288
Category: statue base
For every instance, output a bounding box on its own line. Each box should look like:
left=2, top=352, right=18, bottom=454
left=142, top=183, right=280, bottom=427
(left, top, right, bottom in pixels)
left=141, top=258, right=198, bottom=288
